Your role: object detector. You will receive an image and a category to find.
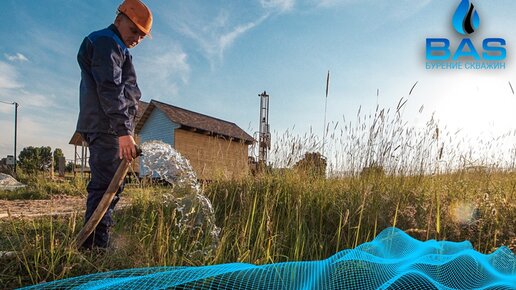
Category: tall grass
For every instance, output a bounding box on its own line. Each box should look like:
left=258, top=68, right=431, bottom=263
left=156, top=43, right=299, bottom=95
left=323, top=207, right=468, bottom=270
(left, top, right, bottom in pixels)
left=269, top=98, right=516, bottom=176
left=1, top=101, right=515, bottom=288
left=1, top=170, right=515, bottom=288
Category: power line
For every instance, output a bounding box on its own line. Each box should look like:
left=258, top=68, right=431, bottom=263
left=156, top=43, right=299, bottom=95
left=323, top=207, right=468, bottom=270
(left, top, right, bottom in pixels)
left=0, top=100, right=16, bottom=105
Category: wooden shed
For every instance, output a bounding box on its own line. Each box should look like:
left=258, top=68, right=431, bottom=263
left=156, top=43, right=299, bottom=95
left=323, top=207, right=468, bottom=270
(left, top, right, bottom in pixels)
left=136, top=99, right=254, bottom=180
left=68, top=131, right=89, bottom=178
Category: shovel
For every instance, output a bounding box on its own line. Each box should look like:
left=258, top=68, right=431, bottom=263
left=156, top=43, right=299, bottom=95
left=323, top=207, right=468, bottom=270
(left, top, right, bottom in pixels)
left=75, top=147, right=142, bottom=249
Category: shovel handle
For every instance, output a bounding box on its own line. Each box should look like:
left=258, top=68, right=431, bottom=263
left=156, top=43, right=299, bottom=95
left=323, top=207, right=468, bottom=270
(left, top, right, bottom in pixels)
left=75, top=146, right=141, bottom=248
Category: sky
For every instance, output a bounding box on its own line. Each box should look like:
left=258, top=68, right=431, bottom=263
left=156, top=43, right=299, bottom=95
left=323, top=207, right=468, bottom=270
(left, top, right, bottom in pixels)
left=1, top=0, right=515, bottom=165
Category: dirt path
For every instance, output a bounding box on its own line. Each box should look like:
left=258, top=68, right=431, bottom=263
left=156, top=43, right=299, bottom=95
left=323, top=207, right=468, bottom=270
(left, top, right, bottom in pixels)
left=0, top=196, right=131, bottom=219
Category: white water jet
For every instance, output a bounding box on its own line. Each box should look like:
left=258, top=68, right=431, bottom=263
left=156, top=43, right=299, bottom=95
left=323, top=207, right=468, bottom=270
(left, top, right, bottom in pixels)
left=140, top=140, right=220, bottom=258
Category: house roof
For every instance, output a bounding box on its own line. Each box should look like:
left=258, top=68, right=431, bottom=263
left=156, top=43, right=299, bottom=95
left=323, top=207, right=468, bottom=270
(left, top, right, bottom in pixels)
left=68, top=132, right=84, bottom=146
left=135, top=100, right=149, bottom=125
left=69, top=101, right=150, bottom=146
left=136, top=99, right=255, bottom=144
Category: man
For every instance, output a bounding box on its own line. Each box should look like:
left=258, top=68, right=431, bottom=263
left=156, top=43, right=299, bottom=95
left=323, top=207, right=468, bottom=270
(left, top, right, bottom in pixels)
left=75, top=0, right=152, bottom=249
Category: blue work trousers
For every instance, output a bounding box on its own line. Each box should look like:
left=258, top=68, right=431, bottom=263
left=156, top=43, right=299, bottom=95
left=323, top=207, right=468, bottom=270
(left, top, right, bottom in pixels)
left=82, top=133, right=123, bottom=248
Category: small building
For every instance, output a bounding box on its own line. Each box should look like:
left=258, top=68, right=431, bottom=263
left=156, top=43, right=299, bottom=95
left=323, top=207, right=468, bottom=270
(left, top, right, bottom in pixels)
left=136, top=100, right=254, bottom=180
left=70, top=99, right=254, bottom=180
left=68, top=132, right=89, bottom=177
left=0, top=156, right=13, bottom=174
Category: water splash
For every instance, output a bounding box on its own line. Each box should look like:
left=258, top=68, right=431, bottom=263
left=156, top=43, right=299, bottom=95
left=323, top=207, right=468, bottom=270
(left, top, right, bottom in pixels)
left=140, top=141, right=201, bottom=193
left=140, top=141, right=220, bottom=258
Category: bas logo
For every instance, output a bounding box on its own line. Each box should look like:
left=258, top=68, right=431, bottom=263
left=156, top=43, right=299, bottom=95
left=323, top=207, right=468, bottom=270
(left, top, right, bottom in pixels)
left=452, top=0, right=479, bottom=35
left=425, top=0, right=507, bottom=69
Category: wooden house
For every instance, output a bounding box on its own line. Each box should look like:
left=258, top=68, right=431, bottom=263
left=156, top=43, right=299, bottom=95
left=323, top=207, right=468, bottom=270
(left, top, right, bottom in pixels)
left=136, top=100, right=254, bottom=180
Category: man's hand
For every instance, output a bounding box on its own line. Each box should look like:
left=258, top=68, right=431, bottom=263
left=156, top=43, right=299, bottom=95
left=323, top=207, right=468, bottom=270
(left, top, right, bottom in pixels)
left=119, top=135, right=136, bottom=161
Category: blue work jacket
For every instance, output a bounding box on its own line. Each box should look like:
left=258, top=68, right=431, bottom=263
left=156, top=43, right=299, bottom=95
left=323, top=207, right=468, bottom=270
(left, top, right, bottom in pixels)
left=76, top=24, right=141, bottom=136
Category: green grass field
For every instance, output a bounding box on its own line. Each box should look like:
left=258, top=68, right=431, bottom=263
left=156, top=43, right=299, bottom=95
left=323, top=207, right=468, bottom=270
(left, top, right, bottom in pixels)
left=1, top=169, right=515, bottom=288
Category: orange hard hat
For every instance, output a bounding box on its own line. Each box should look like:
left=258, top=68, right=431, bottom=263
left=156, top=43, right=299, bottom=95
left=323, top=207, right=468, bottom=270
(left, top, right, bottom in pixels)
left=118, top=0, right=153, bottom=36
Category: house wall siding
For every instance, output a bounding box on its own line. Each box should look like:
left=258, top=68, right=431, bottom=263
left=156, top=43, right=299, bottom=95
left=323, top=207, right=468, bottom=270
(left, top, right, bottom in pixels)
left=139, top=109, right=179, bottom=175
left=174, top=129, right=249, bottom=180
left=139, top=109, right=179, bottom=144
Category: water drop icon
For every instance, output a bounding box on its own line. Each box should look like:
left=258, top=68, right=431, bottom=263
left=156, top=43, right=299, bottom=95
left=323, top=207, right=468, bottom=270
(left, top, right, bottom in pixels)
left=453, top=0, right=480, bottom=35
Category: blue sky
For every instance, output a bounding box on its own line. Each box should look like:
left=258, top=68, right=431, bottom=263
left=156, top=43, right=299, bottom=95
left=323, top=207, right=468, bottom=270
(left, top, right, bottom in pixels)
left=1, top=0, right=515, bottom=164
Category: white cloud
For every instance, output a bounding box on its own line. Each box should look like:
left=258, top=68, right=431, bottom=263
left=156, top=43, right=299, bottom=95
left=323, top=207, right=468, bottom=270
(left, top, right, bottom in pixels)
left=158, top=1, right=274, bottom=67
left=4, top=53, right=29, bottom=62
left=138, top=44, right=191, bottom=97
left=0, top=59, right=57, bottom=109
left=0, top=103, right=13, bottom=113
left=28, top=28, right=76, bottom=59
left=218, top=17, right=268, bottom=59
left=176, top=13, right=268, bottom=65
left=0, top=61, right=22, bottom=90
left=314, top=0, right=359, bottom=8
left=156, top=51, right=190, bottom=84
left=17, top=90, right=56, bottom=108
left=314, top=0, right=432, bottom=17
left=0, top=60, right=58, bottom=151
left=0, top=83, right=73, bottom=158
left=260, top=0, right=295, bottom=12
left=170, top=0, right=431, bottom=66
left=389, top=0, right=432, bottom=20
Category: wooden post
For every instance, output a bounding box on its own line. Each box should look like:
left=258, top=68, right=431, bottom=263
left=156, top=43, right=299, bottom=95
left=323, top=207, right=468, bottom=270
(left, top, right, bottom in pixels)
left=58, top=156, right=66, bottom=177
left=74, top=145, right=77, bottom=178
left=51, top=151, right=54, bottom=179
left=81, top=141, right=86, bottom=179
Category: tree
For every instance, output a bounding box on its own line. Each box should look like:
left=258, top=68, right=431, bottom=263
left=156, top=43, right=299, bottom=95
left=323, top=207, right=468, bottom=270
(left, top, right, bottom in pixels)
left=360, top=163, right=385, bottom=178
left=65, top=161, right=74, bottom=173
left=53, top=148, right=65, bottom=171
left=293, top=152, right=327, bottom=179
left=18, top=146, right=52, bottom=173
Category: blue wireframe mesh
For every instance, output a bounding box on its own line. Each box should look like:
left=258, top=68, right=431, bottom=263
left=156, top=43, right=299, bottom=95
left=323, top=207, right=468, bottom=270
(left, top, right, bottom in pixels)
left=22, top=227, right=516, bottom=289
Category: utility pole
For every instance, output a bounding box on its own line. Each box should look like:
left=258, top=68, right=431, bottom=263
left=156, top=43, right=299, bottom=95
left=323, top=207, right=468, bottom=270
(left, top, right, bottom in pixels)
left=0, top=100, right=18, bottom=173
left=14, top=102, right=18, bottom=174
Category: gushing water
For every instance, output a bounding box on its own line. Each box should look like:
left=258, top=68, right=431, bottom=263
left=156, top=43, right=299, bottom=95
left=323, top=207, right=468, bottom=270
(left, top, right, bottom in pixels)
left=140, top=141, right=220, bottom=258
